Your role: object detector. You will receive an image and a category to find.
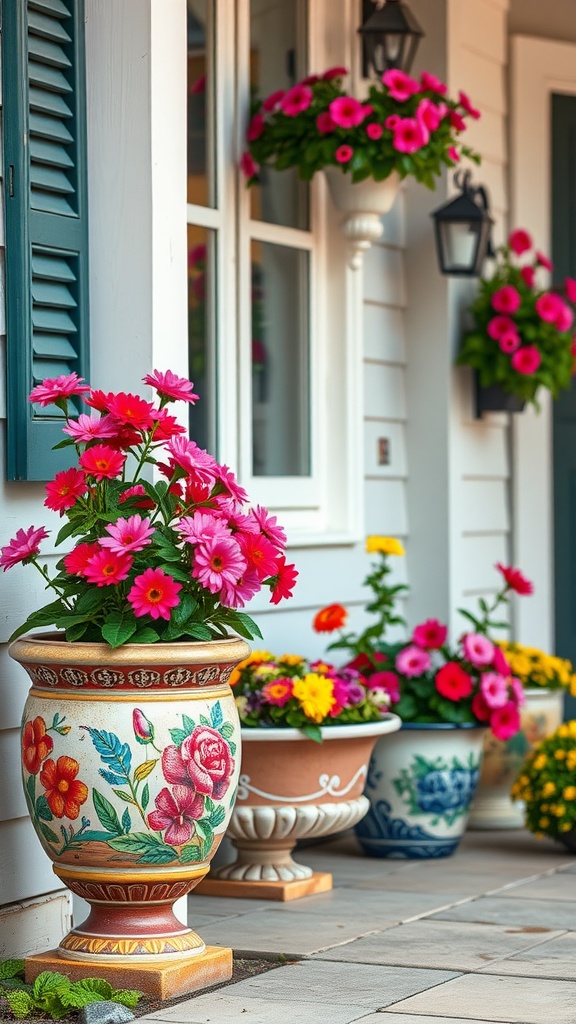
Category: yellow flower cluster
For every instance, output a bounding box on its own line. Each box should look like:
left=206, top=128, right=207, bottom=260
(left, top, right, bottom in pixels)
left=365, top=536, right=405, bottom=556
left=292, top=672, right=336, bottom=723
left=229, top=650, right=274, bottom=687
left=511, top=721, right=576, bottom=842
left=498, top=641, right=576, bottom=693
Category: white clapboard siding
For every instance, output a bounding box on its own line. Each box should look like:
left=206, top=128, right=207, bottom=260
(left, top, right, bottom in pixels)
left=0, top=892, right=70, bottom=959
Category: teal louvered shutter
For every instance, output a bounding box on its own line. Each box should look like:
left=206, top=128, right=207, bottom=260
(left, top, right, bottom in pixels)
left=3, top=0, right=90, bottom=481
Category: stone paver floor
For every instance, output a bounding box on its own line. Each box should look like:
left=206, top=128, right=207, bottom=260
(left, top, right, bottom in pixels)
left=140, top=830, right=576, bottom=1024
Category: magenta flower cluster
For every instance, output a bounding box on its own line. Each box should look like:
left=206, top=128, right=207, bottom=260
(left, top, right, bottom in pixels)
left=241, top=66, right=480, bottom=188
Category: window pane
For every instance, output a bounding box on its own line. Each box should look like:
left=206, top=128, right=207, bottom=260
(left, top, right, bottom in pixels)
left=249, top=0, right=309, bottom=230
left=188, top=225, right=216, bottom=453
left=251, top=241, right=310, bottom=476
left=187, top=0, right=215, bottom=207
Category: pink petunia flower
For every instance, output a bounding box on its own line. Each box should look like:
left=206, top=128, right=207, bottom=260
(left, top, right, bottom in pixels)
left=335, top=145, right=354, bottom=163
left=499, top=330, right=521, bottom=354
left=450, top=110, right=466, bottom=132
left=382, top=68, right=420, bottom=102
left=565, top=278, right=576, bottom=304
left=491, top=286, right=521, bottom=314
left=555, top=302, right=574, bottom=333
left=487, top=315, right=516, bottom=340
left=79, top=444, right=126, bottom=481
left=316, top=112, right=336, bottom=134
left=396, top=645, right=432, bottom=678
left=99, top=515, right=155, bottom=555
left=63, top=413, right=118, bottom=442
left=463, top=633, right=495, bottom=668
left=480, top=671, right=509, bottom=709
left=247, top=113, right=265, bottom=141
left=44, top=468, right=88, bottom=514
left=270, top=556, right=298, bottom=605
left=280, top=84, right=312, bottom=116
left=536, top=251, right=553, bottom=271
left=366, top=122, right=383, bottom=140
left=0, top=526, right=49, bottom=571
left=416, top=98, right=442, bottom=132
left=329, top=96, right=366, bottom=128
left=521, top=265, right=536, bottom=289
left=240, top=151, right=259, bottom=178
left=192, top=536, right=247, bottom=594
left=412, top=618, right=447, bottom=650
left=29, top=373, right=91, bottom=407
left=458, top=90, right=481, bottom=119
left=262, top=89, right=285, bottom=112
left=147, top=785, right=204, bottom=846
left=143, top=369, right=199, bottom=404
left=490, top=701, right=521, bottom=741
left=323, top=65, right=348, bottom=80
left=447, top=146, right=460, bottom=163
left=128, top=568, right=182, bottom=619
left=385, top=114, right=401, bottom=130
left=420, top=71, right=447, bottom=94
left=83, top=549, right=134, bottom=587
left=508, top=229, right=532, bottom=255
left=511, top=345, right=541, bottom=375
left=536, top=291, right=565, bottom=324
left=393, top=118, right=428, bottom=154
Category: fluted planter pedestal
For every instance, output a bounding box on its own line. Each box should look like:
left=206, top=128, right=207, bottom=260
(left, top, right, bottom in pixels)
left=324, top=168, right=401, bottom=269
left=198, top=717, right=401, bottom=900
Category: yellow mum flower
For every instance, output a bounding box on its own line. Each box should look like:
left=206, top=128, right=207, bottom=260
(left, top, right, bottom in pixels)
left=558, top=725, right=570, bottom=738
left=247, top=650, right=274, bottom=665
left=567, top=752, right=576, bottom=771
left=560, top=822, right=573, bottom=832
left=539, top=817, right=550, bottom=828
left=533, top=754, right=547, bottom=771
left=278, top=654, right=304, bottom=666
left=365, top=536, right=405, bottom=556
left=563, top=786, right=576, bottom=801
left=553, top=804, right=566, bottom=817
left=292, top=672, right=336, bottom=723
left=542, top=781, right=556, bottom=797
left=555, top=749, right=567, bottom=760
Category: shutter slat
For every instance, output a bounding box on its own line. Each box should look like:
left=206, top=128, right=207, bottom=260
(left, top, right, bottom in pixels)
left=30, top=110, right=73, bottom=143
left=29, top=59, right=72, bottom=93
left=32, top=280, right=77, bottom=308
left=31, top=163, right=74, bottom=195
left=28, top=36, right=71, bottom=69
left=30, top=190, right=75, bottom=215
left=29, top=85, right=72, bottom=118
left=33, top=334, right=78, bottom=358
left=28, top=10, right=71, bottom=43
left=32, top=307, right=77, bottom=333
left=32, top=252, right=76, bottom=282
left=30, top=137, right=74, bottom=169
left=29, top=0, right=70, bottom=19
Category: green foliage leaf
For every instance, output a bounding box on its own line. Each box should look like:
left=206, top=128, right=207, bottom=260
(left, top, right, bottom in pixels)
left=131, top=627, right=160, bottom=644
left=142, top=782, right=150, bottom=810
left=107, top=833, right=178, bottom=864
left=300, top=723, right=322, bottom=743
left=101, top=612, right=137, bottom=648
left=39, top=822, right=61, bottom=845
left=36, top=794, right=53, bottom=821
left=6, top=989, right=34, bottom=1018
left=209, top=804, right=226, bottom=828
left=0, top=960, right=25, bottom=981
left=111, top=989, right=143, bottom=1008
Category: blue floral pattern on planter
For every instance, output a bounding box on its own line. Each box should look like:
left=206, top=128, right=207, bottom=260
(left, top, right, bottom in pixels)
left=415, top=767, right=479, bottom=816
left=355, top=800, right=460, bottom=859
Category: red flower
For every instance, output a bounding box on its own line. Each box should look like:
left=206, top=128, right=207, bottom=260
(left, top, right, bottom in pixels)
left=458, top=90, right=481, bottom=119
left=508, top=229, right=532, bottom=255
left=536, top=250, right=553, bottom=272
left=520, top=265, right=535, bottom=289
left=107, top=392, right=155, bottom=431
left=495, top=563, right=534, bottom=595
left=435, top=662, right=473, bottom=701
left=83, top=549, right=134, bottom=587
left=80, top=444, right=126, bottom=480
left=313, top=603, right=348, bottom=633
left=44, top=468, right=88, bottom=514
left=412, top=618, right=447, bottom=650
left=323, top=65, right=348, bottom=80
left=471, top=692, right=491, bottom=722
left=22, top=717, right=54, bottom=775
left=368, top=670, right=400, bottom=703
left=63, top=542, right=100, bottom=576
left=490, top=701, right=521, bottom=741
left=162, top=728, right=235, bottom=800
left=280, top=84, right=312, bottom=117
left=491, top=285, right=521, bottom=314
left=316, top=112, right=336, bottom=134
left=240, top=151, right=259, bottom=179
left=248, top=113, right=265, bottom=141
left=40, top=756, right=88, bottom=819
left=147, top=785, right=204, bottom=846
left=270, top=557, right=298, bottom=605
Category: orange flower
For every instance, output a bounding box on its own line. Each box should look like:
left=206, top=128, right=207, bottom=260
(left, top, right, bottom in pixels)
left=39, top=756, right=89, bottom=819
left=22, top=717, right=54, bottom=775
left=313, top=603, right=348, bottom=633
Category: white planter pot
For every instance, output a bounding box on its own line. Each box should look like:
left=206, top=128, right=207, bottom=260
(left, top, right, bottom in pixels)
left=212, top=717, right=401, bottom=882
left=468, top=688, right=565, bottom=830
left=355, top=723, right=485, bottom=859
left=324, top=167, right=401, bottom=269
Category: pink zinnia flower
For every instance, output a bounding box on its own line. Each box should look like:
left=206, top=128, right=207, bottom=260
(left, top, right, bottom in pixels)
left=495, top=563, right=533, bottom=595
left=520, top=265, right=536, bottom=289
left=323, top=66, right=348, bottom=80
left=487, top=315, right=516, bottom=341
left=458, top=90, right=481, bottom=119
left=510, top=676, right=526, bottom=707
left=0, top=526, right=49, bottom=571
left=329, top=96, right=366, bottom=128
left=270, top=556, right=298, bottom=605
left=240, top=151, right=259, bottom=178
left=393, top=118, right=428, bottom=154
left=63, top=413, right=118, bottom=442
left=420, top=71, right=447, bottom=94
left=416, top=98, right=442, bottom=132
left=250, top=505, right=287, bottom=548
left=491, top=286, right=521, bottom=314
left=107, top=392, right=154, bottom=431
left=412, top=618, right=447, bottom=650
left=480, top=671, right=509, bottom=709
left=166, top=437, right=217, bottom=483
left=385, top=114, right=401, bottom=130
left=565, top=278, right=576, bottom=303
left=83, top=549, right=133, bottom=587
left=178, top=511, right=230, bottom=546
left=247, top=113, right=265, bottom=141
left=147, top=785, right=204, bottom=846
left=366, top=122, right=383, bottom=140
left=316, top=112, right=335, bottom=134
left=508, top=229, right=532, bottom=255
left=463, top=633, right=495, bottom=668
left=192, top=536, right=247, bottom=594
left=382, top=68, right=420, bottom=102
left=490, top=701, right=521, bottom=741
left=280, top=84, right=312, bottom=116
left=220, top=569, right=261, bottom=609
left=143, top=369, right=199, bottom=404
left=555, top=301, right=574, bottom=332
left=396, top=645, right=432, bottom=678
left=44, top=467, right=88, bottom=514
left=471, top=692, right=491, bottom=722
left=499, top=330, right=521, bottom=354
left=29, top=372, right=91, bottom=407
left=99, top=515, right=155, bottom=555
left=63, top=542, right=100, bottom=577
left=335, top=145, right=353, bottom=163
left=262, top=89, right=285, bottom=112
left=435, top=662, right=473, bottom=701
left=511, top=345, right=541, bottom=375
left=536, top=292, right=565, bottom=324
left=80, top=444, right=126, bottom=481
left=536, top=251, right=553, bottom=271
left=128, top=568, right=182, bottom=620
left=369, top=670, right=400, bottom=703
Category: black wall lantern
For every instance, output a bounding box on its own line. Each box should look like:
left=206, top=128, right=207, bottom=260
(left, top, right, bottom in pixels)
left=430, top=170, right=494, bottom=277
left=359, top=0, right=424, bottom=78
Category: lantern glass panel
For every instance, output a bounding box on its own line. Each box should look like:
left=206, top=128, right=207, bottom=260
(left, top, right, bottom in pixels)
left=440, top=221, right=481, bottom=274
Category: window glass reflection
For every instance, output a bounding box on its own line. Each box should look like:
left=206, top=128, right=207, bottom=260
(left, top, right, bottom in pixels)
left=187, top=1, right=214, bottom=207
left=188, top=225, right=216, bottom=453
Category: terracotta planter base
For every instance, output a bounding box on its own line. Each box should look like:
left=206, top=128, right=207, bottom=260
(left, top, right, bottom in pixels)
left=197, top=870, right=332, bottom=901
left=25, top=945, right=233, bottom=1001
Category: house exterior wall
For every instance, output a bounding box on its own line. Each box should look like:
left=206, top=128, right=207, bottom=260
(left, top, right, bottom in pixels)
left=509, top=0, right=576, bottom=44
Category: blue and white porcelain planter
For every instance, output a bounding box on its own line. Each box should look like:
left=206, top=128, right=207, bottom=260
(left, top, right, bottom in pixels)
left=354, top=723, right=484, bottom=859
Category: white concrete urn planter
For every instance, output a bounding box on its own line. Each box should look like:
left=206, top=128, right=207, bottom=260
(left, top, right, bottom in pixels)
left=468, top=688, right=565, bottom=829
left=324, top=167, right=401, bottom=269
left=211, top=717, right=401, bottom=882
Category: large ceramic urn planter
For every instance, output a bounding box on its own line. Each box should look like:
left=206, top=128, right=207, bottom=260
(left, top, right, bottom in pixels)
left=324, top=167, right=401, bottom=269
left=468, top=688, right=565, bottom=830
left=355, top=723, right=485, bottom=859
left=206, top=716, right=401, bottom=898
left=10, top=632, right=247, bottom=966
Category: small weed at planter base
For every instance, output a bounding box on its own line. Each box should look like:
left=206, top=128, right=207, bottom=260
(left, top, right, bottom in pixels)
left=0, top=962, right=142, bottom=1021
